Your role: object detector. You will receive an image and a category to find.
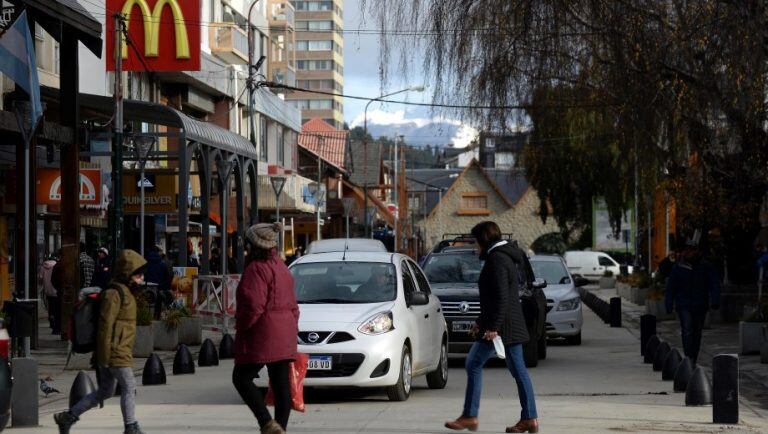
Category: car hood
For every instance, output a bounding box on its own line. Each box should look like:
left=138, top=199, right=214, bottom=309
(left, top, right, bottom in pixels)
left=430, top=283, right=479, bottom=300
left=543, top=284, right=579, bottom=301
left=298, top=301, right=395, bottom=326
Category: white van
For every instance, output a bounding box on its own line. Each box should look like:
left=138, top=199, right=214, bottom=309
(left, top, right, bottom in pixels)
left=563, top=251, right=633, bottom=279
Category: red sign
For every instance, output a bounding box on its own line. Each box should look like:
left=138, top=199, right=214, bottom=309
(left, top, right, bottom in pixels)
left=106, top=0, right=201, bottom=71
left=3, top=169, right=102, bottom=206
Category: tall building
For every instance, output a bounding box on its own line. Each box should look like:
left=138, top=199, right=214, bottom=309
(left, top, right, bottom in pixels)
left=285, top=0, right=344, bottom=129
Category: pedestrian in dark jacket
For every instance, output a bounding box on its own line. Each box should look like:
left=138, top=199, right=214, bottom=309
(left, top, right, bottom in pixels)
left=232, top=223, right=299, bottom=434
left=144, top=247, right=171, bottom=291
left=665, top=245, right=721, bottom=364
left=79, top=242, right=95, bottom=288
left=91, top=247, right=112, bottom=289
left=446, top=221, right=539, bottom=433
left=39, top=255, right=60, bottom=334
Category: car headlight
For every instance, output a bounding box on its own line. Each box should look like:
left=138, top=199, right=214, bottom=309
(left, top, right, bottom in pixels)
left=556, top=297, right=580, bottom=311
left=358, top=312, right=394, bottom=335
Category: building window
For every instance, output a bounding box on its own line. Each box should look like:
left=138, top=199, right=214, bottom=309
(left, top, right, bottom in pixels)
left=260, top=116, right=268, bottom=162
left=458, top=193, right=490, bottom=216
left=294, top=1, right=333, bottom=11
left=278, top=127, right=285, bottom=166
left=295, top=40, right=333, bottom=51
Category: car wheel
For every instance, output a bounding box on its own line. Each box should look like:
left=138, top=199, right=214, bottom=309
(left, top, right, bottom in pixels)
left=537, top=334, right=547, bottom=360
left=523, top=337, right=539, bottom=368
left=387, top=345, right=412, bottom=401
left=566, top=332, right=582, bottom=346
left=426, top=341, right=448, bottom=389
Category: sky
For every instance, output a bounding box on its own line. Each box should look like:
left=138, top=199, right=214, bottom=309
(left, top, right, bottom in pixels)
left=341, top=0, right=478, bottom=148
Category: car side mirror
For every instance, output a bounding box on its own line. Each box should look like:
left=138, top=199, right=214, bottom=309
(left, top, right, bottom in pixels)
left=408, top=292, right=430, bottom=306
left=575, top=277, right=590, bottom=287
left=532, top=278, right=547, bottom=289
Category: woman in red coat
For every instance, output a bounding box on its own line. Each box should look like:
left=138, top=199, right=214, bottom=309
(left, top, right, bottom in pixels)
left=232, top=223, right=299, bottom=434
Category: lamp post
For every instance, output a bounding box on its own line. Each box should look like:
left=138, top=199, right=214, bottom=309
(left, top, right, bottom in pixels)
left=247, top=0, right=265, bottom=218
left=217, top=160, right=235, bottom=275
left=270, top=175, right=286, bottom=253
left=132, top=136, right=156, bottom=256
left=363, top=85, right=424, bottom=237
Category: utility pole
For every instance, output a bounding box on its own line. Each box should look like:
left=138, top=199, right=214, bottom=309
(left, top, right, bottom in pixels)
left=247, top=0, right=261, bottom=219
left=393, top=135, right=402, bottom=252
left=317, top=137, right=324, bottom=241
left=110, top=13, right=125, bottom=255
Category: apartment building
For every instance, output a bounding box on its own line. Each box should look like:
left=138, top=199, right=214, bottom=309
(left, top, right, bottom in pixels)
left=268, top=0, right=297, bottom=88
left=284, top=0, right=344, bottom=129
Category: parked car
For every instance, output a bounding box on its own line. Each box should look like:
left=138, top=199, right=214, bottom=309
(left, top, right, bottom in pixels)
left=564, top=251, right=634, bottom=280
left=255, top=244, right=448, bottom=402
left=529, top=255, right=588, bottom=345
left=422, top=240, right=548, bottom=367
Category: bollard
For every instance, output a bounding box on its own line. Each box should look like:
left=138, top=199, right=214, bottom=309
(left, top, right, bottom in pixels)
left=173, top=344, right=196, bottom=375
left=610, top=297, right=622, bottom=327
left=644, top=335, right=661, bottom=364
left=198, top=338, right=220, bottom=367
left=653, top=341, right=671, bottom=372
left=662, top=348, right=682, bottom=381
left=674, top=357, right=694, bottom=392
left=685, top=366, right=712, bottom=406
left=142, top=353, right=167, bottom=386
left=760, top=340, right=768, bottom=364
left=640, top=314, right=656, bottom=356
left=713, top=354, right=739, bottom=424
left=68, top=370, right=96, bottom=408
left=11, top=357, right=38, bottom=427
left=219, top=334, right=235, bottom=359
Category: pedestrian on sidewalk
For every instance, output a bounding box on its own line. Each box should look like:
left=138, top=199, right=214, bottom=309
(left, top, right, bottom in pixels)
left=91, top=247, right=112, bottom=289
left=232, top=223, right=299, bottom=434
left=446, top=221, right=539, bottom=434
left=51, top=250, right=66, bottom=336
left=79, top=242, right=95, bottom=288
left=54, top=249, right=148, bottom=434
left=665, top=242, right=721, bottom=365
left=38, top=253, right=60, bottom=334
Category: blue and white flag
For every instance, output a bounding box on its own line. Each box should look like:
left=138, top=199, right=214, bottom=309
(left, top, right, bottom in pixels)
left=0, top=10, right=42, bottom=132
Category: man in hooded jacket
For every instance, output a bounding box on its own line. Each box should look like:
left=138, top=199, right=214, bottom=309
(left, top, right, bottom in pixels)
left=54, top=249, right=148, bottom=434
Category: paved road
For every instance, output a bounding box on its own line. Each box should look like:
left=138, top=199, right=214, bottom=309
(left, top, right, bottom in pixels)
left=24, top=309, right=768, bottom=433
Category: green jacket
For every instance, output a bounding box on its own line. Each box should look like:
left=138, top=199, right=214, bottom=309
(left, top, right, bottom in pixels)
left=96, top=250, right=146, bottom=368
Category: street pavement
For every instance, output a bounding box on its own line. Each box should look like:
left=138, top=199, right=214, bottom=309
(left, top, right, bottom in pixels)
left=19, top=307, right=768, bottom=433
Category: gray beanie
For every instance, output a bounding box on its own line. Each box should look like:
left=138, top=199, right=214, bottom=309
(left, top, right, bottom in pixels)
left=245, top=223, right=281, bottom=250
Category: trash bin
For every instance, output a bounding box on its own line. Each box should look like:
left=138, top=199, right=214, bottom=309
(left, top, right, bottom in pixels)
left=2, top=300, right=38, bottom=354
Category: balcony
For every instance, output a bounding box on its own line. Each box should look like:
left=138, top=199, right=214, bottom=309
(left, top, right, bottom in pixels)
left=272, top=67, right=296, bottom=87
left=270, top=1, right=295, bottom=27
left=209, top=23, right=248, bottom=64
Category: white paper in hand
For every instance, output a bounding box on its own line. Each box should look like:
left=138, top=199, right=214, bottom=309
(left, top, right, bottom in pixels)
left=493, top=336, right=506, bottom=359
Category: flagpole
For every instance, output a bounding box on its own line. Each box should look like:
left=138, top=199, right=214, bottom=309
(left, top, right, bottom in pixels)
left=23, top=114, right=30, bottom=356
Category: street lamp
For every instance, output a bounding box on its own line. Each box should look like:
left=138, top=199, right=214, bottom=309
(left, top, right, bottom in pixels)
left=363, top=85, right=425, bottom=237
left=216, top=159, right=235, bottom=275
left=270, top=175, right=286, bottom=253
left=132, top=135, right=156, bottom=256
left=307, top=182, right=324, bottom=241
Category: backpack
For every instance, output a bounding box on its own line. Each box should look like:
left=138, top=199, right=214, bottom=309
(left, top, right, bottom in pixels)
left=70, top=285, right=124, bottom=354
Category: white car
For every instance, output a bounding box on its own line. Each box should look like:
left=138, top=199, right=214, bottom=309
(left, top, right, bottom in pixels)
left=563, top=251, right=633, bottom=280
left=257, top=245, right=449, bottom=401
left=530, top=255, right=586, bottom=345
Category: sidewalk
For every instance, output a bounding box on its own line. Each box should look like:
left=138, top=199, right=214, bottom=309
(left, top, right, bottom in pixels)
left=588, top=286, right=768, bottom=416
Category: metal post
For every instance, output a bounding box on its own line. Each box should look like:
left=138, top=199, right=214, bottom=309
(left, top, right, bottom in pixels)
left=217, top=160, right=234, bottom=275
left=317, top=138, right=323, bottom=241
left=393, top=136, right=400, bottom=252
left=247, top=0, right=261, bottom=217
left=22, top=113, right=30, bottom=356
left=140, top=160, right=145, bottom=255
left=111, top=14, right=125, bottom=254
left=634, top=141, right=639, bottom=266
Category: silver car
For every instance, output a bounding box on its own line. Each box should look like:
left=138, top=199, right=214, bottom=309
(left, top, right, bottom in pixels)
left=530, top=255, right=587, bottom=345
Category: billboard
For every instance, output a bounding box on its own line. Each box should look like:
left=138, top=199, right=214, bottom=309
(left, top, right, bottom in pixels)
left=592, top=197, right=634, bottom=253
left=106, top=0, right=201, bottom=71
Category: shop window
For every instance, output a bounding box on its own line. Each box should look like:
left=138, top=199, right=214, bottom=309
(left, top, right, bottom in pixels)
left=458, top=193, right=490, bottom=216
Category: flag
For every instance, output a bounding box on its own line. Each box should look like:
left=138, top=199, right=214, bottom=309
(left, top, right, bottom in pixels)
left=0, top=10, right=42, bottom=132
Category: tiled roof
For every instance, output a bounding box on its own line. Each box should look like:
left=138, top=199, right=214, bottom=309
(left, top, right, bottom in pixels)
left=298, top=119, right=348, bottom=172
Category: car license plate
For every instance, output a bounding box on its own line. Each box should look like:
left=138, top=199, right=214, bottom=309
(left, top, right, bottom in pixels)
left=452, top=321, right=474, bottom=333
left=308, top=356, right=332, bottom=370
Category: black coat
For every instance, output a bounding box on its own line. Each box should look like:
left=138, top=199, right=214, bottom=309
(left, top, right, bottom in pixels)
left=476, top=242, right=530, bottom=345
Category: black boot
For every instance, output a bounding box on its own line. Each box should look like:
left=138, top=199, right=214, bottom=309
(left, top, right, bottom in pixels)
left=53, top=411, right=78, bottom=434
left=124, top=422, right=147, bottom=434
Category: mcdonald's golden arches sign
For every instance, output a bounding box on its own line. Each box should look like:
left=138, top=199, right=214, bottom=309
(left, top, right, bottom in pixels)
left=106, top=0, right=201, bottom=71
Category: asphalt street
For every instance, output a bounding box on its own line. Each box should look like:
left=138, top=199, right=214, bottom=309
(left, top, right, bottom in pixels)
left=24, top=308, right=768, bottom=434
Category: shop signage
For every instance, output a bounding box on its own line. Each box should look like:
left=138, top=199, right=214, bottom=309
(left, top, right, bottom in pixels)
left=122, top=172, right=178, bottom=212
left=0, top=1, right=17, bottom=33
left=106, top=0, right=201, bottom=71
left=36, top=169, right=102, bottom=205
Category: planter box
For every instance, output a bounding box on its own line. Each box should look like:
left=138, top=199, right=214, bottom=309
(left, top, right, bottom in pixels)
left=739, top=321, right=767, bottom=355
left=152, top=321, right=179, bottom=351
left=133, top=325, right=154, bottom=357
left=599, top=277, right=616, bottom=289
left=631, top=287, right=648, bottom=306
left=178, top=317, right=202, bottom=346
left=617, top=283, right=632, bottom=301
left=645, top=299, right=674, bottom=320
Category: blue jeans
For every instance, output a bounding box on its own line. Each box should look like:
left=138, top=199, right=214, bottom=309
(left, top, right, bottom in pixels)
left=462, top=341, right=537, bottom=419
left=678, top=309, right=707, bottom=364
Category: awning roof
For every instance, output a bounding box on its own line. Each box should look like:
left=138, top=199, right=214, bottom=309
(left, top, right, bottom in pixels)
left=20, top=0, right=102, bottom=56
left=79, top=93, right=258, bottom=159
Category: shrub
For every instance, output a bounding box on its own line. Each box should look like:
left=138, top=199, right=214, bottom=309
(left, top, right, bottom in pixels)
left=603, top=270, right=614, bottom=278
left=628, top=270, right=652, bottom=288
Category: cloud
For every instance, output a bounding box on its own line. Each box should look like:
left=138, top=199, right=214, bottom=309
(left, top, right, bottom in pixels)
left=349, top=109, right=478, bottom=148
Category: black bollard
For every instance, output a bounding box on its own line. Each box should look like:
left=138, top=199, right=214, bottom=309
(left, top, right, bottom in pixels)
left=198, top=338, right=220, bottom=367
left=713, top=354, right=739, bottom=424
left=644, top=335, right=661, bottom=364
left=219, top=334, right=235, bottom=359
left=173, top=344, right=196, bottom=375
left=142, top=353, right=167, bottom=386
left=610, top=297, right=622, bottom=327
left=69, top=371, right=96, bottom=408
left=685, top=366, right=713, bottom=406
left=653, top=341, right=671, bottom=372
left=640, top=314, right=656, bottom=356
left=662, top=348, right=682, bottom=381
left=760, top=342, right=768, bottom=365
left=674, top=357, right=694, bottom=392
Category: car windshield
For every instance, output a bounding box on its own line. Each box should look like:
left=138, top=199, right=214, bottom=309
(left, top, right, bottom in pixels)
left=422, top=253, right=483, bottom=284
left=290, top=262, right=397, bottom=304
left=531, top=260, right=571, bottom=285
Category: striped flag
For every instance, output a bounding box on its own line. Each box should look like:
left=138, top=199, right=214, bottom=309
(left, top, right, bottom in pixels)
left=0, top=10, right=42, bottom=132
